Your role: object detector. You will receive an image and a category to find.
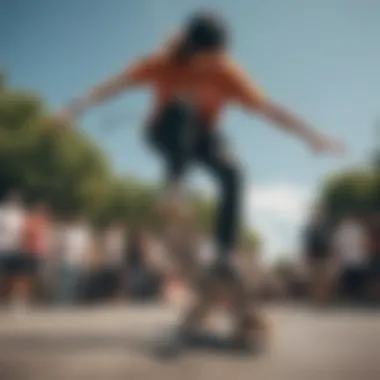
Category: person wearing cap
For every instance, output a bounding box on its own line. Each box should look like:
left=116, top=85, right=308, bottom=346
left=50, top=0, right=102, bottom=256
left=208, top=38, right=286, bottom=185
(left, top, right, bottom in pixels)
left=53, top=11, right=344, bottom=346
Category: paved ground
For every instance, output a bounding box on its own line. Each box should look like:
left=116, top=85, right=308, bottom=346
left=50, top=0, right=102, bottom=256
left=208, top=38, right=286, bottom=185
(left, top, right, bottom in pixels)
left=0, top=304, right=379, bottom=380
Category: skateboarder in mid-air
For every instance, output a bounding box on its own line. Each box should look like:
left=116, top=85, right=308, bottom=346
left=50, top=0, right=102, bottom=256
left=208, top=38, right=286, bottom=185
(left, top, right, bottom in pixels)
left=53, top=11, right=344, bottom=348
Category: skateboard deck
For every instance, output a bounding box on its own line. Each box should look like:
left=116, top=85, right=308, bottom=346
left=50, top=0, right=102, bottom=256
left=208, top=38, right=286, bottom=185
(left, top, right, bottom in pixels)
left=154, top=329, right=265, bottom=359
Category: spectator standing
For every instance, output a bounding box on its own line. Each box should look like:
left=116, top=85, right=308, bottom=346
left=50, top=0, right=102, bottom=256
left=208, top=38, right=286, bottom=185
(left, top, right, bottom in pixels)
left=303, top=208, right=333, bottom=304
left=0, top=191, right=25, bottom=305
left=334, top=215, right=367, bottom=301
left=19, top=201, right=50, bottom=307
left=102, top=221, right=127, bottom=300
left=124, top=227, right=158, bottom=301
left=56, top=216, right=91, bottom=305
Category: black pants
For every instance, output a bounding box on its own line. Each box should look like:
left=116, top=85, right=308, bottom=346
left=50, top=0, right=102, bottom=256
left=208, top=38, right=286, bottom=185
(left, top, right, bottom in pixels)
left=340, top=265, right=366, bottom=299
left=146, top=100, right=243, bottom=258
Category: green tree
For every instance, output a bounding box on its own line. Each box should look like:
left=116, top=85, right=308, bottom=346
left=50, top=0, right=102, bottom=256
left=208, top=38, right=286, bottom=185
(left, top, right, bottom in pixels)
left=320, top=169, right=377, bottom=224
left=0, top=73, right=113, bottom=216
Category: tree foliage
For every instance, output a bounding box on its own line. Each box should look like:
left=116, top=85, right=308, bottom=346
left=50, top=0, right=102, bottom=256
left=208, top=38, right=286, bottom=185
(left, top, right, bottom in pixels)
left=320, top=168, right=379, bottom=224
left=0, top=72, right=260, bottom=247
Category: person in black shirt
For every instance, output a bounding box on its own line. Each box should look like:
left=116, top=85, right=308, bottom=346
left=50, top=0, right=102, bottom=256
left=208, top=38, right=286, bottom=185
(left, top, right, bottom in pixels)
left=303, top=209, right=333, bottom=304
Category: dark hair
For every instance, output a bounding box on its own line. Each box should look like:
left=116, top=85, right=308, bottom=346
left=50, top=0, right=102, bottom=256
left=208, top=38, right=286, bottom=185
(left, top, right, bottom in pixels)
left=176, top=11, right=228, bottom=63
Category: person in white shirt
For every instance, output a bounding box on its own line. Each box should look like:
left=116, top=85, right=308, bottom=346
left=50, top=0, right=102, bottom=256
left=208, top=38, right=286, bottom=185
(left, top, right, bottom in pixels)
left=334, top=216, right=367, bottom=299
left=56, top=216, right=91, bottom=305
left=0, top=191, right=25, bottom=303
left=0, top=192, right=25, bottom=259
left=102, top=221, right=126, bottom=299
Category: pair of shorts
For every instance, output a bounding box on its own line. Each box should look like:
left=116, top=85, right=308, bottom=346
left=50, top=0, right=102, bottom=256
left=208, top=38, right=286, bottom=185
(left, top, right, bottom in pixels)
left=0, top=253, right=24, bottom=276
left=20, top=255, right=41, bottom=276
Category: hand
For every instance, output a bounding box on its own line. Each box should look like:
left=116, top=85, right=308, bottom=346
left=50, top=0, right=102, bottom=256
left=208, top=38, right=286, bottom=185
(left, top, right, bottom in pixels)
left=50, top=109, right=76, bottom=126
left=307, top=133, right=345, bottom=156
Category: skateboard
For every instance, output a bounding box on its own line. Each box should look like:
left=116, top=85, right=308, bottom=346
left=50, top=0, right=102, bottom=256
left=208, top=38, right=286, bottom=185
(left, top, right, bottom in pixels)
left=154, top=328, right=266, bottom=359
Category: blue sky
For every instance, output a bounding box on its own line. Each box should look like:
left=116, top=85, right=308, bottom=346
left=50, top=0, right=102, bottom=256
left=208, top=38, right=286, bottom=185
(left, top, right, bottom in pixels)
left=1, top=0, right=380, bottom=259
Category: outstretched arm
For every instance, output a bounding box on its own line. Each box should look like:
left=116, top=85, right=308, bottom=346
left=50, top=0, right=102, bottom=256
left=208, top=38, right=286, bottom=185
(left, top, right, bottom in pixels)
left=258, top=101, right=333, bottom=152
left=58, top=55, right=161, bottom=121
left=227, top=60, right=344, bottom=154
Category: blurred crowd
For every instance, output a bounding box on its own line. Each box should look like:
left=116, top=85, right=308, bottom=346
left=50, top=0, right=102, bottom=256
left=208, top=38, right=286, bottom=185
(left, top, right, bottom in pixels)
left=299, top=207, right=380, bottom=305
left=0, top=190, right=172, bottom=309
left=0, top=190, right=261, bottom=310
left=1, top=190, right=379, bottom=312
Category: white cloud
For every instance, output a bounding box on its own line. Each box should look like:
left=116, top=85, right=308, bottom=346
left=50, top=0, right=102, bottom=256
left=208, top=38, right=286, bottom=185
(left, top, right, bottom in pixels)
left=244, top=183, right=314, bottom=262
left=246, top=183, right=312, bottom=224
left=195, top=180, right=314, bottom=263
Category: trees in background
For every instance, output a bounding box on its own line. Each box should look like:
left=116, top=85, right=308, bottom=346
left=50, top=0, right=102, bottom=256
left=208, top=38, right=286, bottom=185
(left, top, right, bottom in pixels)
left=0, top=72, right=260, bottom=248
left=320, top=169, right=379, bottom=224
left=0, top=77, right=113, bottom=219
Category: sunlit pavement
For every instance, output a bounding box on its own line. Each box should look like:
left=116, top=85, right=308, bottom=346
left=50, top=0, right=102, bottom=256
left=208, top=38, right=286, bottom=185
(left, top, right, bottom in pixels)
left=0, top=304, right=379, bottom=380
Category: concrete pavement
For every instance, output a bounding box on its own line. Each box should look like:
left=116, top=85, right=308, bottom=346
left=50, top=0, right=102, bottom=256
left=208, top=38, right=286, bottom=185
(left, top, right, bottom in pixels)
left=0, top=304, right=379, bottom=380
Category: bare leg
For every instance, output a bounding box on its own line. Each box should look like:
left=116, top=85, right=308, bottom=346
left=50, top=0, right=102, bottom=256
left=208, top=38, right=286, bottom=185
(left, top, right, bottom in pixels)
left=227, top=270, right=270, bottom=345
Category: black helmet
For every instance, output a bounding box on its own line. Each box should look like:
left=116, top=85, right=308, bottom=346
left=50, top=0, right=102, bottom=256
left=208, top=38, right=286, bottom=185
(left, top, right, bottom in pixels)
left=183, top=11, right=228, bottom=53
